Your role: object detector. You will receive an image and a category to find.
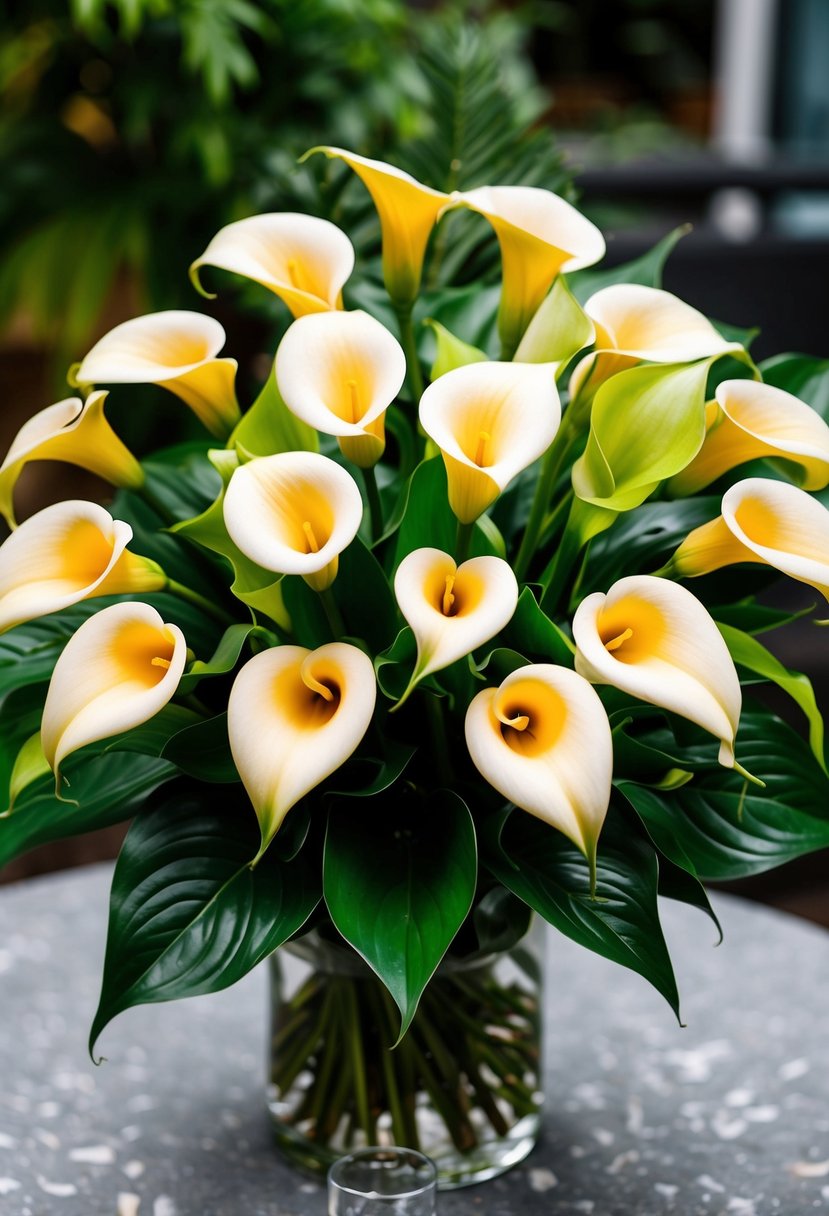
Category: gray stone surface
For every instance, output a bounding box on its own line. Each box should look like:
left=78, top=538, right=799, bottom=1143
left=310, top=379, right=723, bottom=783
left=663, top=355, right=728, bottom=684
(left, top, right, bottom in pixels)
left=0, top=865, right=827, bottom=1216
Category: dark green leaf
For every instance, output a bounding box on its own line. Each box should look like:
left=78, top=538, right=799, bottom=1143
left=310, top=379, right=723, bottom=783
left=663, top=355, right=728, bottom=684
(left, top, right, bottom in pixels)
left=569, top=226, right=689, bottom=303
left=581, top=497, right=720, bottom=590
left=656, top=855, right=722, bottom=942
left=392, top=458, right=497, bottom=572
left=761, top=354, right=829, bottom=421
left=499, top=587, right=575, bottom=666
left=162, top=714, right=238, bottom=782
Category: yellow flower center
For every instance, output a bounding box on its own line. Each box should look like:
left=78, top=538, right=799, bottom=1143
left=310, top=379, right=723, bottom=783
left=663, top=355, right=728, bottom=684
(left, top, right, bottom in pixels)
left=60, top=519, right=116, bottom=587
left=604, top=627, right=634, bottom=653
left=424, top=562, right=485, bottom=618
left=302, top=520, right=321, bottom=554
left=442, top=574, right=456, bottom=616
left=275, top=656, right=342, bottom=729
left=112, top=621, right=176, bottom=688
left=597, top=596, right=665, bottom=664
left=494, top=678, right=566, bottom=757
left=474, top=430, right=492, bottom=468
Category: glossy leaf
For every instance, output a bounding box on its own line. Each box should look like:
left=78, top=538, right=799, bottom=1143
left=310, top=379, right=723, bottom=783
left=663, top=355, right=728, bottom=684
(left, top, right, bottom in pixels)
left=178, top=623, right=274, bottom=696
left=581, top=497, right=720, bottom=590
left=230, top=369, right=318, bottom=459
left=499, top=587, right=574, bottom=666
left=392, top=458, right=498, bottom=571
left=761, top=353, right=829, bottom=422
left=424, top=319, right=487, bottom=379
left=162, top=713, right=238, bottom=782
left=514, top=275, right=593, bottom=368
left=569, top=225, right=689, bottom=302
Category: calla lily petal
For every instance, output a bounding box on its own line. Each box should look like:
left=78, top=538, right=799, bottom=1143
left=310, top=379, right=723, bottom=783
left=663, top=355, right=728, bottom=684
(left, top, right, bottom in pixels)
left=456, top=185, right=605, bottom=355
left=672, top=477, right=829, bottom=601
left=307, top=147, right=448, bottom=306
left=222, top=451, right=363, bottom=591
left=394, top=548, right=518, bottom=698
left=189, top=213, right=354, bottom=317
left=228, top=642, right=376, bottom=852
left=41, top=601, right=186, bottom=777
left=465, top=663, right=612, bottom=861
left=573, top=575, right=741, bottom=767
left=275, top=310, right=406, bottom=468
left=669, top=379, right=829, bottom=495
left=74, top=311, right=240, bottom=438
left=0, top=500, right=165, bottom=633
left=0, top=392, right=143, bottom=529
left=419, top=361, right=561, bottom=523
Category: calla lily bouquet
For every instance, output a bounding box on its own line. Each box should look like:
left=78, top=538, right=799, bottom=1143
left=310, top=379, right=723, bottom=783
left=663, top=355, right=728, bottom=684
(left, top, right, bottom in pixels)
left=3, top=146, right=829, bottom=1172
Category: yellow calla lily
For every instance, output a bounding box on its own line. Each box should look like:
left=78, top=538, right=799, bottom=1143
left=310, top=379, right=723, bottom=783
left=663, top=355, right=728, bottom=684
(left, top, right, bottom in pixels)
left=0, top=392, right=143, bottom=529
left=393, top=548, right=518, bottom=705
left=465, top=663, right=612, bottom=865
left=305, top=147, right=448, bottom=306
left=572, top=575, right=742, bottom=768
left=275, top=310, right=406, bottom=467
left=190, top=212, right=354, bottom=317
left=671, top=477, right=829, bottom=601
left=0, top=500, right=165, bottom=633
left=669, top=379, right=829, bottom=496
left=222, top=451, right=363, bottom=591
left=418, top=361, right=561, bottom=524
left=228, top=642, right=376, bottom=854
left=73, top=311, right=240, bottom=439
left=455, top=185, right=605, bottom=356
left=41, top=601, right=187, bottom=779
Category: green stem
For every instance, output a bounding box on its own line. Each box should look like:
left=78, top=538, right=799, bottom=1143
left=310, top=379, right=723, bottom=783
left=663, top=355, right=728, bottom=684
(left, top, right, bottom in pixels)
left=166, top=579, right=234, bottom=625
left=513, top=422, right=575, bottom=582
left=425, top=693, right=452, bottom=786
left=395, top=304, right=425, bottom=402
left=361, top=465, right=383, bottom=540
left=344, top=982, right=375, bottom=1143
left=455, top=518, right=474, bottom=564
left=319, top=587, right=347, bottom=640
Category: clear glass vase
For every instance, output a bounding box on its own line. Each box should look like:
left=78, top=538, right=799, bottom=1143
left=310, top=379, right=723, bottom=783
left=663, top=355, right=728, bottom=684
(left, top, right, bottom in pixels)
left=267, top=923, right=545, bottom=1189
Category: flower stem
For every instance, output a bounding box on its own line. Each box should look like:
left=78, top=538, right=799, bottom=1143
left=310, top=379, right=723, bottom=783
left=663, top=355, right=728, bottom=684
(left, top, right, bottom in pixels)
left=360, top=465, right=383, bottom=540
left=425, top=692, right=452, bottom=786
left=395, top=304, right=424, bottom=402
left=319, top=587, right=347, bottom=640
left=455, top=518, right=474, bottom=564
left=166, top=579, right=234, bottom=625
left=514, top=422, right=575, bottom=582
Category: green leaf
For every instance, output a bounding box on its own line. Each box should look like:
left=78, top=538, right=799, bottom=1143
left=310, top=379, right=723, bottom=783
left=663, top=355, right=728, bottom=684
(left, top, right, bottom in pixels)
left=570, top=225, right=690, bottom=302
left=483, top=805, right=681, bottom=1020
left=392, top=458, right=497, bottom=571
left=162, top=714, right=238, bottom=783
left=514, top=275, right=594, bottom=368
left=656, top=854, right=722, bottom=943
left=499, top=587, right=575, bottom=666
left=178, top=623, right=272, bottom=695
left=424, top=319, right=487, bottom=379
left=328, top=740, right=416, bottom=799
left=230, top=369, right=318, bottom=458
left=761, top=353, right=829, bottom=422
left=324, top=788, right=477, bottom=1040
left=90, top=790, right=320, bottom=1055
left=282, top=537, right=400, bottom=652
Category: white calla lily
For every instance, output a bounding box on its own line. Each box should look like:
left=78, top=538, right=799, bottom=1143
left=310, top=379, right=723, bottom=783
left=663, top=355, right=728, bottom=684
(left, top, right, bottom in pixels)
left=190, top=213, right=354, bottom=317
left=418, top=361, right=561, bottom=523
left=222, top=451, right=363, bottom=591
left=393, top=548, right=518, bottom=704
left=228, top=642, right=376, bottom=854
left=41, top=601, right=186, bottom=778
left=73, top=311, right=240, bottom=438
left=275, top=310, right=406, bottom=467
left=573, top=575, right=741, bottom=768
left=0, top=500, right=164, bottom=633
left=465, top=663, right=612, bottom=865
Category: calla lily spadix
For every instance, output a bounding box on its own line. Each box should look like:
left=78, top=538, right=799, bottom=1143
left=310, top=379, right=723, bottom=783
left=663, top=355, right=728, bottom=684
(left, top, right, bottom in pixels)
left=454, top=186, right=605, bottom=356
left=418, top=361, right=561, bottom=524
left=190, top=212, right=355, bottom=318
left=275, top=310, right=406, bottom=468
left=228, top=642, right=376, bottom=856
left=41, top=601, right=186, bottom=781
left=0, top=500, right=165, bottom=633
left=465, top=663, right=612, bottom=869
left=572, top=575, right=742, bottom=769
left=671, top=476, right=829, bottom=602
left=669, top=379, right=829, bottom=496
left=222, top=451, right=363, bottom=592
left=0, top=392, right=143, bottom=529
left=72, top=311, right=240, bottom=439
left=393, top=548, right=519, bottom=706
left=305, top=147, right=448, bottom=306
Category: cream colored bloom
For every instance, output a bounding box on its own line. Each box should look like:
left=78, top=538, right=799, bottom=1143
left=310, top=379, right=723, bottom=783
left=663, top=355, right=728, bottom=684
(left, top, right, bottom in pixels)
left=573, top=575, right=741, bottom=767
left=465, top=663, right=612, bottom=861
left=74, top=311, right=240, bottom=438
left=306, top=147, right=448, bottom=305
left=0, top=392, right=143, bottom=529
left=669, top=379, right=829, bottom=495
left=275, top=310, right=406, bottom=467
left=418, top=361, right=561, bottom=523
left=393, top=548, right=518, bottom=703
left=455, top=186, right=605, bottom=355
left=672, top=477, right=829, bottom=601
left=222, top=451, right=363, bottom=592
left=228, top=642, right=376, bottom=852
left=41, top=601, right=186, bottom=778
left=190, top=212, right=355, bottom=317
left=0, top=500, right=164, bottom=633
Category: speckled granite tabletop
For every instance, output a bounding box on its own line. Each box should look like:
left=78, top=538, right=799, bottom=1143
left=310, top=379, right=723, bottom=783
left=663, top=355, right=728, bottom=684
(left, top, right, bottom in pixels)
left=0, top=865, right=827, bottom=1216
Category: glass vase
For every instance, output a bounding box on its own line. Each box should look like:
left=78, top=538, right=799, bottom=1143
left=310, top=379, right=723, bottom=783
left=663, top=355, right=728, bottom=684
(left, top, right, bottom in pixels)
left=267, top=923, right=545, bottom=1189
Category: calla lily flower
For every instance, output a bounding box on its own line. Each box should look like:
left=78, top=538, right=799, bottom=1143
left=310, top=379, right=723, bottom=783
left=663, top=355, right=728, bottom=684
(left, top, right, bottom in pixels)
left=465, top=663, right=612, bottom=864
left=419, top=361, right=561, bottom=523
left=41, top=601, right=186, bottom=779
left=671, top=477, right=829, bottom=601
left=393, top=548, right=518, bottom=703
left=222, top=451, right=363, bottom=591
left=0, top=392, right=143, bottom=529
left=73, top=311, right=240, bottom=438
left=455, top=186, right=605, bottom=356
left=228, top=642, right=376, bottom=853
left=190, top=213, right=355, bottom=317
left=0, top=500, right=165, bottom=633
left=572, top=575, right=741, bottom=768
left=275, top=310, right=406, bottom=467
left=669, top=379, right=829, bottom=496
left=570, top=284, right=742, bottom=405
left=306, top=147, right=448, bottom=306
